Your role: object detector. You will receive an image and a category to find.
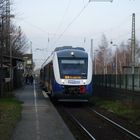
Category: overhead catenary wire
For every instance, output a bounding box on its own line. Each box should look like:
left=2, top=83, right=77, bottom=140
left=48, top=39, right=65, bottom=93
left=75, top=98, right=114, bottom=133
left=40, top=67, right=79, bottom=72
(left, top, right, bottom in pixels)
left=89, top=12, right=140, bottom=42
left=53, top=0, right=71, bottom=39
left=22, top=20, right=65, bottom=37
left=53, top=0, right=114, bottom=46
left=53, top=1, right=90, bottom=46
left=21, top=8, right=140, bottom=44
left=19, top=2, right=140, bottom=52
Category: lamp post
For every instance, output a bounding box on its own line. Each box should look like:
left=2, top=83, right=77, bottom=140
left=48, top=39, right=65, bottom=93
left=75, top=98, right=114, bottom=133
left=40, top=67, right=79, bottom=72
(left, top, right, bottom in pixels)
left=94, top=49, right=98, bottom=75
left=111, top=44, right=118, bottom=86
left=100, top=47, right=106, bottom=75
left=113, top=44, right=118, bottom=75
left=110, top=41, right=118, bottom=85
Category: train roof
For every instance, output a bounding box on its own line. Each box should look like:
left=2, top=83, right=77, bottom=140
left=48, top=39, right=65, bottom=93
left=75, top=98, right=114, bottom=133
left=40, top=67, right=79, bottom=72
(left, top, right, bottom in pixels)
left=54, top=46, right=85, bottom=51
left=41, top=46, right=87, bottom=68
left=57, top=49, right=88, bottom=58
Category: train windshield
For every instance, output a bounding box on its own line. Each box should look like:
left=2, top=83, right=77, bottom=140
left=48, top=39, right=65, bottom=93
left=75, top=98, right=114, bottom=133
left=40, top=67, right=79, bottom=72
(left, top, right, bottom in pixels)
left=58, top=59, right=88, bottom=79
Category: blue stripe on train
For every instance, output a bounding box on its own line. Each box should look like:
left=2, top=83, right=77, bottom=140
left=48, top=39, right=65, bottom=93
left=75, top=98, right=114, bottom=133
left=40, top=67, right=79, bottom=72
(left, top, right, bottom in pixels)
left=86, top=82, right=93, bottom=95
left=52, top=80, right=62, bottom=93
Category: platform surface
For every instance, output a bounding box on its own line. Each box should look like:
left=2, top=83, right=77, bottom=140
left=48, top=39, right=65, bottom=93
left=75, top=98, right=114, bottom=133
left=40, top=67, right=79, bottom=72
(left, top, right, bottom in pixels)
left=11, top=82, right=75, bottom=140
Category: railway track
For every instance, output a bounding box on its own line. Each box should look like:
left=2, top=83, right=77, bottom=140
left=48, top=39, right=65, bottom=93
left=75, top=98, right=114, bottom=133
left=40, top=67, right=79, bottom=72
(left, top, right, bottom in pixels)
left=55, top=104, right=140, bottom=140
left=90, top=108, right=140, bottom=140
left=66, top=109, right=96, bottom=140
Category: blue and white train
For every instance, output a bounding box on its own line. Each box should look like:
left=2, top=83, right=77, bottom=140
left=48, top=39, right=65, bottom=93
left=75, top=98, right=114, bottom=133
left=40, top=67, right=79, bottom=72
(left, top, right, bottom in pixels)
left=40, top=46, right=93, bottom=102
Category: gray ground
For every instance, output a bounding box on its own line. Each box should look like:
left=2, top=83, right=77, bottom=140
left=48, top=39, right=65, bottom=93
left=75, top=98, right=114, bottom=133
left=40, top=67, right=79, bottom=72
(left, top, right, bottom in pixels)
left=11, top=82, right=75, bottom=140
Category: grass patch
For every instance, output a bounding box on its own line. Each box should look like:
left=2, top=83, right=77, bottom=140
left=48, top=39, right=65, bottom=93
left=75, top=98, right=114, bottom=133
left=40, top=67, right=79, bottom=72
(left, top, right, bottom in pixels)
left=0, top=98, right=22, bottom=140
left=92, top=97, right=140, bottom=125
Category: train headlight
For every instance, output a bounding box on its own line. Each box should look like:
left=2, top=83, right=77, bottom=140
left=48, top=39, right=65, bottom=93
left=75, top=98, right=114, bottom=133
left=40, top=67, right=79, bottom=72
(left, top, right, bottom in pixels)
left=83, top=80, right=87, bottom=84
left=71, top=52, right=74, bottom=56
left=61, top=79, right=65, bottom=84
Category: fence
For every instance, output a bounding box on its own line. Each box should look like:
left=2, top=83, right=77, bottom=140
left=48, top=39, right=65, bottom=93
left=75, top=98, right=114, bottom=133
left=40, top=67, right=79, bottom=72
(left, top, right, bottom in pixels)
left=0, top=67, right=23, bottom=97
left=93, top=74, right=140, bottom=106
left=93, top=74, right=140, bottom=92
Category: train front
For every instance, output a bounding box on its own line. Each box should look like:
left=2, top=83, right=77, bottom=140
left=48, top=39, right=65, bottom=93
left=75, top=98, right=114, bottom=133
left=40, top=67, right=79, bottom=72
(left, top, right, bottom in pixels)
left=53, top=49, right=93, bottom=102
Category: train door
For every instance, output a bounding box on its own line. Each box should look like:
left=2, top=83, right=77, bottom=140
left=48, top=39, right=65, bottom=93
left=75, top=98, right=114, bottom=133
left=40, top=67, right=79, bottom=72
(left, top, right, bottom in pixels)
left=49, top=62, right=54, bottom=92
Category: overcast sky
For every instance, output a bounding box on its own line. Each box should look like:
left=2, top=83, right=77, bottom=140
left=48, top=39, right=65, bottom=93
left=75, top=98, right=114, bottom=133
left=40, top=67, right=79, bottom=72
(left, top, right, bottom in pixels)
left=13, top=0, right=140, bottom=69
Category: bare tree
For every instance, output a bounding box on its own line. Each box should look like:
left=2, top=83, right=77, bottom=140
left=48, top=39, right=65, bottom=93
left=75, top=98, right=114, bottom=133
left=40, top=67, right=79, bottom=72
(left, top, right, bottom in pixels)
left=10, top=25, right=29, bottom=57
left=96, top=34, right=109, bottom=74
left=110, top=39, right=140, bottom=74
left=1, top=0, right=28, bottom=59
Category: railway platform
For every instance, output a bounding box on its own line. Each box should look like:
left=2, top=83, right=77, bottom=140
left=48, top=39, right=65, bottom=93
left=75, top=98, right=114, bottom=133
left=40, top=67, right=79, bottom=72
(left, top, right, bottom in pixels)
left=11, top=81, right=75, bottom=140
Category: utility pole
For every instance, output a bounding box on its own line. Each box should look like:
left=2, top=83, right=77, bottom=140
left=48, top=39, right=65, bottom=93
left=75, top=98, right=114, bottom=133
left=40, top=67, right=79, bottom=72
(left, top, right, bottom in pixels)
left=131, top=13, right=135, bottom=91
left=30, top=41, right=33, bottom=54
left=0, top=0, right=9, bottom=96
left=30, top=41, right=33, bottom=74
left=0, top=15, right=4, bottom=97
left=5, top=0, right=14, bottom=90
left=5, top=0, right=10, bottom=52
left=131, top=13, right=135, bottom=74
left=90, top=38, right=93, bottom=59
left=94, top=50, right=98, bottom=75
left=90, top=39, right=94, bottom=73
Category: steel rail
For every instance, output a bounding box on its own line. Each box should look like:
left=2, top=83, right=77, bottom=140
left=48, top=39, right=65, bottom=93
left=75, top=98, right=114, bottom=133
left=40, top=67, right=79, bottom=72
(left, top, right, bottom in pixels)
left=90, top=108, right=140, bottom=140
left=66, top=110, right=96, bottom=140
